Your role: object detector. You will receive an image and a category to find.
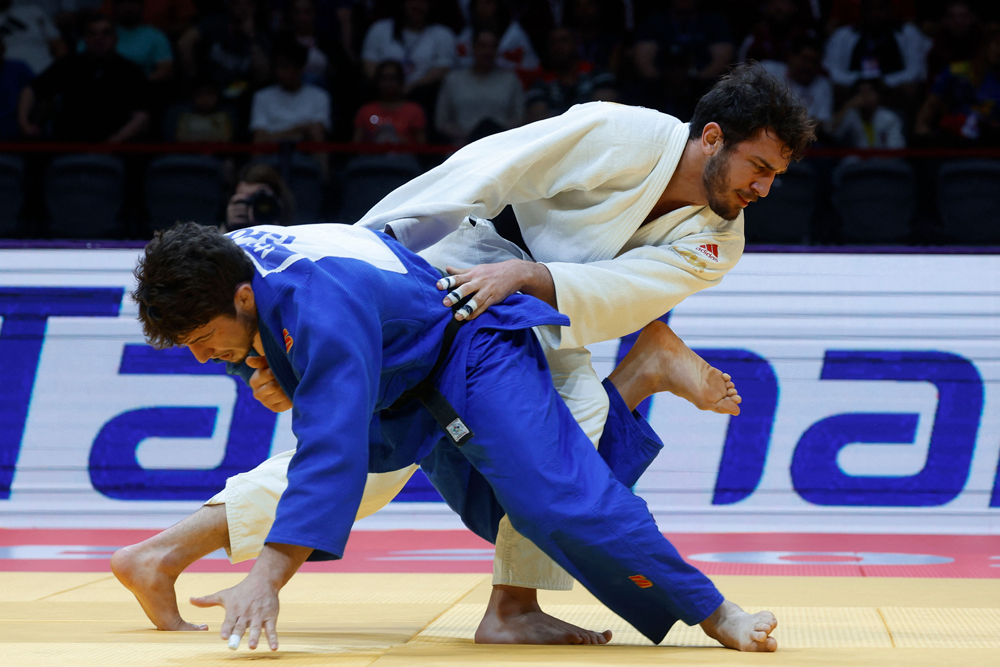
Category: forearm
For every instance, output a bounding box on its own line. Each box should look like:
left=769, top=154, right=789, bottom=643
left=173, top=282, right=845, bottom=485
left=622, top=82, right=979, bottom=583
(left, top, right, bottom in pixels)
left=108, top=111, right=149, bottom=143
left=250, top=542, right=313, bottom=590
left=520, top=261, right=557, bottom=309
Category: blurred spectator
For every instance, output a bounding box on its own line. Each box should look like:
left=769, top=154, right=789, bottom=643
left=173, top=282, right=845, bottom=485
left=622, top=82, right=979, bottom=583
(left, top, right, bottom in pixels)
left=284, top=0, right=332, bottom=87
left=436, top=28, right=523, bottom=144
left=826, top=0, right=915, bottom=32
left=354, top=59, right=426, bottom=144
left=18, top=12, right=148, bottom=141
left=0, top=35, right=32, bottom=139
left=525, top=26, right=614, bottom=122
left=224, top=162, right=295, bottom=231
left=361, top=0, right=455, bottom=97
left=632, top=0, right=735, bottom=87
left=738, top=0, right=818, bottom=64
left=177, top=0, right=270, bottom=100
left=565, top=0, right=624, bottom=74
left=250, top=36, right=330, bottom=143
left=762, top=36, right=833, bottom=132
left=823, top=0, right=929, bottom=92
left=167, top=76, right=235, bottom=141
left=832, top=78, right=906, bottom=148
left=925, top=1, right=979, bottom=82
left=106, top=0, right=173, bottom=81
left=510, top=0, right=556, bottom=59
left=915, top=26, right=1000, bottom=145
left=455, top=0, right=539, bottom=75
left=100, top=0, right=196, bottom=40
left=13, top=0, right=76, bottom=37
left=0, top=0, right=68, bottom=74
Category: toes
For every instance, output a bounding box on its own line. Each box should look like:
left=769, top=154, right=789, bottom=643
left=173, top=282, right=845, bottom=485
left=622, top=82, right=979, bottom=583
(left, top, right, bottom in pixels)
left=765, top=636, right=778, bottom=652
left=601, top=630, right=613, bottom=644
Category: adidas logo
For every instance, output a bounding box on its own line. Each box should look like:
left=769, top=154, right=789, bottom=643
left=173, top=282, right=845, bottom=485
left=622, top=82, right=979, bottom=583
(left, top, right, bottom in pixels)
left=695, top=244, right=719, bottom=262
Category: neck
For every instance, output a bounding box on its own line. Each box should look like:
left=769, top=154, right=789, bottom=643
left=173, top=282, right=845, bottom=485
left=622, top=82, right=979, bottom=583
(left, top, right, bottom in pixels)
left=652, top=140, right=708, bottom=216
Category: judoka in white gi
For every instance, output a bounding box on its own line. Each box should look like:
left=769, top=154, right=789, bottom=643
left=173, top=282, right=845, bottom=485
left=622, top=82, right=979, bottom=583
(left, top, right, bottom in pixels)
left=112, top=62, right=815, bottom=647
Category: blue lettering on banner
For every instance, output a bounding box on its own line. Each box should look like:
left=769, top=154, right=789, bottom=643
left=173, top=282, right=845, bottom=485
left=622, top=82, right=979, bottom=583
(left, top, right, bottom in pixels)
left=88, top=345, right=278, bottom=500
left=705, top=350, right=780, bottom=505
left=791, top=350, right=983, bottom=506
left=0, top=287, right=124, bottom=499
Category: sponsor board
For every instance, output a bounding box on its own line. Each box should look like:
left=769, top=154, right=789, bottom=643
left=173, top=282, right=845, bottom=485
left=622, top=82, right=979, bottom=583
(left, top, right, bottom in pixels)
left=0, top=250, right=998, bottom=533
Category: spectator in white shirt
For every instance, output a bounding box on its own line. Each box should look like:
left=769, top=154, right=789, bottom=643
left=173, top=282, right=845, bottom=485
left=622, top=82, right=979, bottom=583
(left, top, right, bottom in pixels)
left=0, top=0, right=67, bottom=74
left=360, top=0, right=455, bottom=97
left=762, top=36, right=833, bottom=134
left=250, top=36, right=330, bottom=143
left=436, top=28, right=523, bottom=144
left=823, top=0, right=929, bottom=108
left=832, top=78, right=906, bottom=149
left=454, top=0, right=538, bottom=75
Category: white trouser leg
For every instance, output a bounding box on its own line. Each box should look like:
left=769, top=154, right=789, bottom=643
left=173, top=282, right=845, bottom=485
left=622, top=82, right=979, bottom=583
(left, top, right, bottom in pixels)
left=491, top=337, right=610, bottom=590
left=205, top=454, right=417, bottom=563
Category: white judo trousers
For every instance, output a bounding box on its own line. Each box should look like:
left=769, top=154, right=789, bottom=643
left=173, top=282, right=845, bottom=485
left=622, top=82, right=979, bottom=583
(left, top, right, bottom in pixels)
left=209, top=102, right=748, bottom=589
left=208, top=221, right=609, bottom=589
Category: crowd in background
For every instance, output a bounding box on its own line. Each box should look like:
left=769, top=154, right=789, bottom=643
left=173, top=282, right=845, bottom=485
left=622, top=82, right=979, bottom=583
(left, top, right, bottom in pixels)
left=2, top=0, right=999, bottom=151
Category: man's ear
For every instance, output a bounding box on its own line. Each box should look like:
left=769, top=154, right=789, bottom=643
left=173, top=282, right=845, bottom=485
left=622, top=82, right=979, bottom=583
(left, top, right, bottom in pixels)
left=701, top=122, right=725, bottom=156
left=234, top=283, right=256, bottom=315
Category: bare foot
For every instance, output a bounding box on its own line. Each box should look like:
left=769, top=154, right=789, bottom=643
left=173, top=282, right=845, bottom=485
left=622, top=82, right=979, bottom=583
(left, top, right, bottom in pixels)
left=474, top=585, right=612, bottom=645
left=700, top=600, right=777, bottom=652
left=111, top=545, right=207, bottom=632
left=609, top=320, right=741, bottom=415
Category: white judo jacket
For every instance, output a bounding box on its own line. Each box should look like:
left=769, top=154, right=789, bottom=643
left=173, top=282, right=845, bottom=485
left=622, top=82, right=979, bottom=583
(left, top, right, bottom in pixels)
left=358, top=101, right=745, bottom=350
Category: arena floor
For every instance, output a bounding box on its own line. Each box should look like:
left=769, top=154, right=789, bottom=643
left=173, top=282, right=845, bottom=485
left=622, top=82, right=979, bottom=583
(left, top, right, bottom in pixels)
left=2, top=529, right=998, bottom=667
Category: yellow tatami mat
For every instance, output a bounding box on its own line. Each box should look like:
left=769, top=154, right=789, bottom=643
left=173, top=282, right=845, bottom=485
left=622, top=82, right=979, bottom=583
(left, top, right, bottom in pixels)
left=2, top=572, right=998, bottom=667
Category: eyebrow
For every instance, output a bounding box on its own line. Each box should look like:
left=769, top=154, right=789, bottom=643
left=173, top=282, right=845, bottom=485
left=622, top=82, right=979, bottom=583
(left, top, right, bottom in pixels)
left=752, top=157, right=788, bottom=175
left=184, top=330, right=213, bottom=345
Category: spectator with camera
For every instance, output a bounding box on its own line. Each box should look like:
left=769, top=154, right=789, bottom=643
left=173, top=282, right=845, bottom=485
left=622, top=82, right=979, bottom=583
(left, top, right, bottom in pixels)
left=224, top=162, right=296, bottom=231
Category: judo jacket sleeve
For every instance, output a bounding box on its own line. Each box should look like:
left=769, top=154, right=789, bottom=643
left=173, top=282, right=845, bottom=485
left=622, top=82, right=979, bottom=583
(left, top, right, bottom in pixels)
left=262, top=283, right=383, bottom=561
left=539, top=224, right=745, bottom=349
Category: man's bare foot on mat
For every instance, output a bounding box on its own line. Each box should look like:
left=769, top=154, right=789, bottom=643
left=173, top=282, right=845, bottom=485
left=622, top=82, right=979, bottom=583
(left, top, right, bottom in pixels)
left=475, top=585, right=612, bottom=645
left=609, top=320, right=741, bottom=415
left=700, top=600, right=777, bottom=652
left=111, top=545, right=207, bottom=632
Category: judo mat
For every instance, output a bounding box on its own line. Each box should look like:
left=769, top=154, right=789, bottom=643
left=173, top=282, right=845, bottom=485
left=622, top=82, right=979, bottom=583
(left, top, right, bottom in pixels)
left=2, top=530, right=999, bottom=667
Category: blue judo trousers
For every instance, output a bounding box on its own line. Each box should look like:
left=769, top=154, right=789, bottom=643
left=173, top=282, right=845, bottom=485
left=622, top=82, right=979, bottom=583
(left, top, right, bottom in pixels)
left=226, top=224, right=723, bottom=644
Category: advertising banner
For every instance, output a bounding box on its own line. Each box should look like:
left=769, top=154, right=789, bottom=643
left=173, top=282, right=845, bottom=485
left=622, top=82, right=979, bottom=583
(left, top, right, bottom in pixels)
left=1, top=249, right=998, bottom=534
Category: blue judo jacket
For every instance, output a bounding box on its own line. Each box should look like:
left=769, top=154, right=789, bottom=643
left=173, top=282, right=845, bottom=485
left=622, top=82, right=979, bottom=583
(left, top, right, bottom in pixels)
left=226, top=224, right=568, bottom=561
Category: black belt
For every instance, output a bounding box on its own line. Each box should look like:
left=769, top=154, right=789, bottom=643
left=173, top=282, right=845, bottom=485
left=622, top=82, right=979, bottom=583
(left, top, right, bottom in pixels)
left=389, top=294, right=475, bottom=447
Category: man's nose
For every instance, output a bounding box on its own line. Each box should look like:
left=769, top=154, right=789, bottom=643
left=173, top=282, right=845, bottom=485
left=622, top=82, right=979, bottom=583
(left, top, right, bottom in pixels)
left=188, top=344, right=212, bottom=364
left=752, top=174, right=776, bottom=199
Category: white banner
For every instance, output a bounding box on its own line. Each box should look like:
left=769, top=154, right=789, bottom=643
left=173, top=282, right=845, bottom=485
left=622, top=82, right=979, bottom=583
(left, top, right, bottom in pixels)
left=1, top=249, right=998, bottom=533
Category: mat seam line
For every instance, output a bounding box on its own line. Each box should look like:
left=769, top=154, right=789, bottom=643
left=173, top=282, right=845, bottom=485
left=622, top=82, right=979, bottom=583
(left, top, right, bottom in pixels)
left=34, top=575, right=115, bottom=601
left=403, top=575, right=490, bottom=645
left=875, top=607, right=896, bottom=648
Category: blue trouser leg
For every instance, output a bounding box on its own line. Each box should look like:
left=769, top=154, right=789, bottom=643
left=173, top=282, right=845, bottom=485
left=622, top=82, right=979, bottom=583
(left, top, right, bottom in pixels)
left=418, top=374, right=664, bottom=544
left=444, top=328, right=724, bottom=645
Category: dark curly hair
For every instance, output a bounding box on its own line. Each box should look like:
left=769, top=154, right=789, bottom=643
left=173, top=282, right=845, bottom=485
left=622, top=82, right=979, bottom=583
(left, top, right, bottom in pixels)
left=132, top=222, right=254, bottom=349
left=688, top=62, right=816, bottom=161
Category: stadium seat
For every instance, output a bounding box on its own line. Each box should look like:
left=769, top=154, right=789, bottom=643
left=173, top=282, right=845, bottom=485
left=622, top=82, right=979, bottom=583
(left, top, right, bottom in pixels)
left=0, top=155, right=25, bottom=235
left=146, top=155, right=225, bottom=230
left=937, top=159, right=1000, bottom=244
left=258, top=153, right=324, bottom=223
left=338, top=154, right=422, bottom=223
left=45, top=154, right=125, bottom=239
left=832, top=159, right=916, bottom=243
left=744, top=160, right=817, bottom=243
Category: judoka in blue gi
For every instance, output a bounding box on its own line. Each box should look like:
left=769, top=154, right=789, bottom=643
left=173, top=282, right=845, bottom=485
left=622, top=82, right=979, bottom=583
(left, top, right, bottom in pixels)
left=131, top=221, right=777, bottom=653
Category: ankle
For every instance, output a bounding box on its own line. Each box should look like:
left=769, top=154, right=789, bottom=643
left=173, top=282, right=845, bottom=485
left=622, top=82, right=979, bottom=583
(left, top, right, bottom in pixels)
left=489, top=585, right=541, bottom=618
